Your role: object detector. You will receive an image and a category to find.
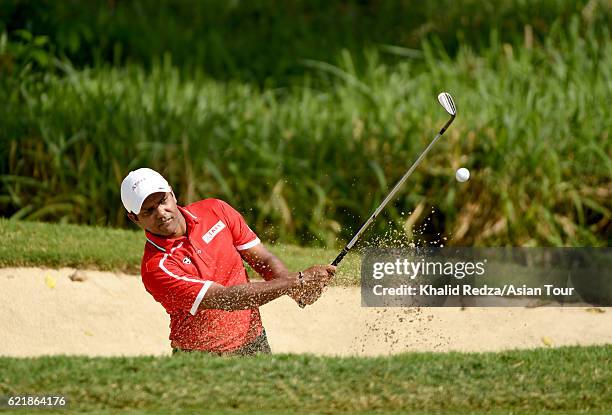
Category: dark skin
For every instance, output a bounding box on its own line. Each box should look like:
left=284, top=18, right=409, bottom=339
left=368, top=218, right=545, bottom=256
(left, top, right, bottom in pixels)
left=128, top=191, right=335, bottom=311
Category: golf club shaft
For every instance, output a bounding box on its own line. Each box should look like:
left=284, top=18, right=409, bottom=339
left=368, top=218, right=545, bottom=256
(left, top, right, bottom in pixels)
left=330, top=116, right=455, bottom=266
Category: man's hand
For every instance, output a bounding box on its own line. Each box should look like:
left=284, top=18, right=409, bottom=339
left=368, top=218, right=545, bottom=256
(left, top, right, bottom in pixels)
left=288, top=265, right=336, bottom=306
left=197, top=265, right=335, bottom=312
left=239, top=244, right=336, bottom=306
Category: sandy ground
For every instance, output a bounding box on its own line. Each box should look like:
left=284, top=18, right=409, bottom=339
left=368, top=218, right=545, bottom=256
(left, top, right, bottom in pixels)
left=1, top=267, right=610, bottom=357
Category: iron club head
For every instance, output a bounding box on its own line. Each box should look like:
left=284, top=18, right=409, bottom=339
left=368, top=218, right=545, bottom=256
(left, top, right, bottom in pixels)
left=437, top=92, right=457, bottom=116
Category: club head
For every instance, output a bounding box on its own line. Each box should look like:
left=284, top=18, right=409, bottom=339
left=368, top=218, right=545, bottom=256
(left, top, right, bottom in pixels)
left=437, top=92, right=456, bottom=116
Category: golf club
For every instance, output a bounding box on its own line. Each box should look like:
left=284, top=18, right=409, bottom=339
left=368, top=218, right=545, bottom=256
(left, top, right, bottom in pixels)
left=331, top=91, right=457, bottom=266
left=298, top=92, right=456, bottom=308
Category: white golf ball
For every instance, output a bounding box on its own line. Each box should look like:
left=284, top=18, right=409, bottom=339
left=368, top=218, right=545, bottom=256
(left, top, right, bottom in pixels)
left=455, top=167, right=470, bottom=182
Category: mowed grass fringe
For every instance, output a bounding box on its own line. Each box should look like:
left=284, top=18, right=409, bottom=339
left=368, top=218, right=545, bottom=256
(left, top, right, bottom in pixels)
left=0, top=16, right=610, bottom=247
left=0, top=345, right=610, bottom=414
left=0, top=218, right=360, bottom=283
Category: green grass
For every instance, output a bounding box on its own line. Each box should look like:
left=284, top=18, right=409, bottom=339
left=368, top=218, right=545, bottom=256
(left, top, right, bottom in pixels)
left=0, top=12, right=610, bottom=248
left=0, top=345, right=610, bottom=414
left=0, top=218, right=360, bottom=283
left=3, top=0, right=607, bottom=83
left=0, top=218, right=142, bottom=272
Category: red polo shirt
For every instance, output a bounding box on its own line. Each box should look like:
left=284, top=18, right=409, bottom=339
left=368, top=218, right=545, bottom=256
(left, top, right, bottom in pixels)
left=140, top=198, right=263, bottom=352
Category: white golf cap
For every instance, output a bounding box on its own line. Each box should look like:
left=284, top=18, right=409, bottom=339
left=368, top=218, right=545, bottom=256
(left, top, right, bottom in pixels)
left=120, top=168, right=171, bottom=214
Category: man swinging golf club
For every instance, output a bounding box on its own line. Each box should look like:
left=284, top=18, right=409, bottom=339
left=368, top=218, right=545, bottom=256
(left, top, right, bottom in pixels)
left=121, top=168, right=335, bottom=356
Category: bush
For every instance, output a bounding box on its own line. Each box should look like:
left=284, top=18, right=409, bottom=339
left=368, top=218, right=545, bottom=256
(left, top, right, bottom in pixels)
left=0, top=11, right=609, bottom=247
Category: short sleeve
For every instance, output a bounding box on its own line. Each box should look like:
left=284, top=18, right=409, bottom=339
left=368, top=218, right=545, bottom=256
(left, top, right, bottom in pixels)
left=215, top=199, right=260, bottom=250
left=142, top=255, right=213, bottom=316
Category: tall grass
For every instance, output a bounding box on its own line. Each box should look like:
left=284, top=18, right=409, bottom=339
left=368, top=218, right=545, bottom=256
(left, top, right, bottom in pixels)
left=1, top=0, right=609, bottom=83
left=0, top=16, right=610, bottom=247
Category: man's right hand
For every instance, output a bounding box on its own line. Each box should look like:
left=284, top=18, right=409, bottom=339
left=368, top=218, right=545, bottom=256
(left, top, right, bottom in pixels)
left=289, top=265, right=336, bottom=306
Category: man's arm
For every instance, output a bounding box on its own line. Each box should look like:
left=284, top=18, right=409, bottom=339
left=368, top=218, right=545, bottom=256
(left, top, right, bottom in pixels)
left=197, top=265, right=335, bottom=311
left=239, top=243, right=290, bottom=281
left=239, top=243, right=332, bottom=306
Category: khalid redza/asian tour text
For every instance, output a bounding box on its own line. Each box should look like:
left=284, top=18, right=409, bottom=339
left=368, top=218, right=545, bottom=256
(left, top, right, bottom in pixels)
left=372, top=284, right=575, bottom=297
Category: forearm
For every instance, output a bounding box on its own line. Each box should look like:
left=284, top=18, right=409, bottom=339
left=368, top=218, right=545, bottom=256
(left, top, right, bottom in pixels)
left=199, top=273, right=299, bottom=311
left=250, top=254, right=290, bottom=281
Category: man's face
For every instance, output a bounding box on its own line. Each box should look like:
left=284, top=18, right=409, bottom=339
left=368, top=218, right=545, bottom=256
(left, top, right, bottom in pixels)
left=129, top=191, right=181, bottom=237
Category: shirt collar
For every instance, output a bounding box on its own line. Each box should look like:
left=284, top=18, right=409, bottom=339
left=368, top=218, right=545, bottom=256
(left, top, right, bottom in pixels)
left=145, top=206, right=199, bottom=253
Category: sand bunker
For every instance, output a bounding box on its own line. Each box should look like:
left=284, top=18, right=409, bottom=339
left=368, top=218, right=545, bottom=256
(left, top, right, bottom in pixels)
left=1, top=267, right=610, bottom=357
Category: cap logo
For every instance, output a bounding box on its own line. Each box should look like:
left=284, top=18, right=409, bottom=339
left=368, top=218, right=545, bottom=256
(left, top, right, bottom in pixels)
left=131, top=177, right=147, bottom=191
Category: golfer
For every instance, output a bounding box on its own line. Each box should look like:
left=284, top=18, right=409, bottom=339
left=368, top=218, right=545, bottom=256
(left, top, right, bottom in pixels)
left=121, top=168, right=335, bottom=356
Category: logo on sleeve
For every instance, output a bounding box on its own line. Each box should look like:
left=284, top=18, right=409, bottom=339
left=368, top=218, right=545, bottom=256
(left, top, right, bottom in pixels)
left=203, top=220, right=226, bottom=244
left=182, top=257, right=192, bottom=265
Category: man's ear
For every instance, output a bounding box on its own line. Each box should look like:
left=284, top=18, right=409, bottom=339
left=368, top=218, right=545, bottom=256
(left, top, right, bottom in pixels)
left=170, top=189, right=177, bottom=203
left=127, top=212, right=140, bottom=225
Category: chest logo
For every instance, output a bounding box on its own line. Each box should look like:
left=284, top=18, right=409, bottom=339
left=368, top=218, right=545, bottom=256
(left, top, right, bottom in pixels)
left=182, top=257, right=192, bottom=265
left=203, top=220, right=226, bottom=244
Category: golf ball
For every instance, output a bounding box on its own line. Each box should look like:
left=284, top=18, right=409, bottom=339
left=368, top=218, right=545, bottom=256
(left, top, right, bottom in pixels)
left=455, top=167, right=470, bottom=182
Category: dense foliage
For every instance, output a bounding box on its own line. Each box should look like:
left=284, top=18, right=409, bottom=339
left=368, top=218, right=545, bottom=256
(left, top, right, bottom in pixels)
left=1, top=0, right=607, bottom=82
left=0, top=1, right=610, bottom=247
